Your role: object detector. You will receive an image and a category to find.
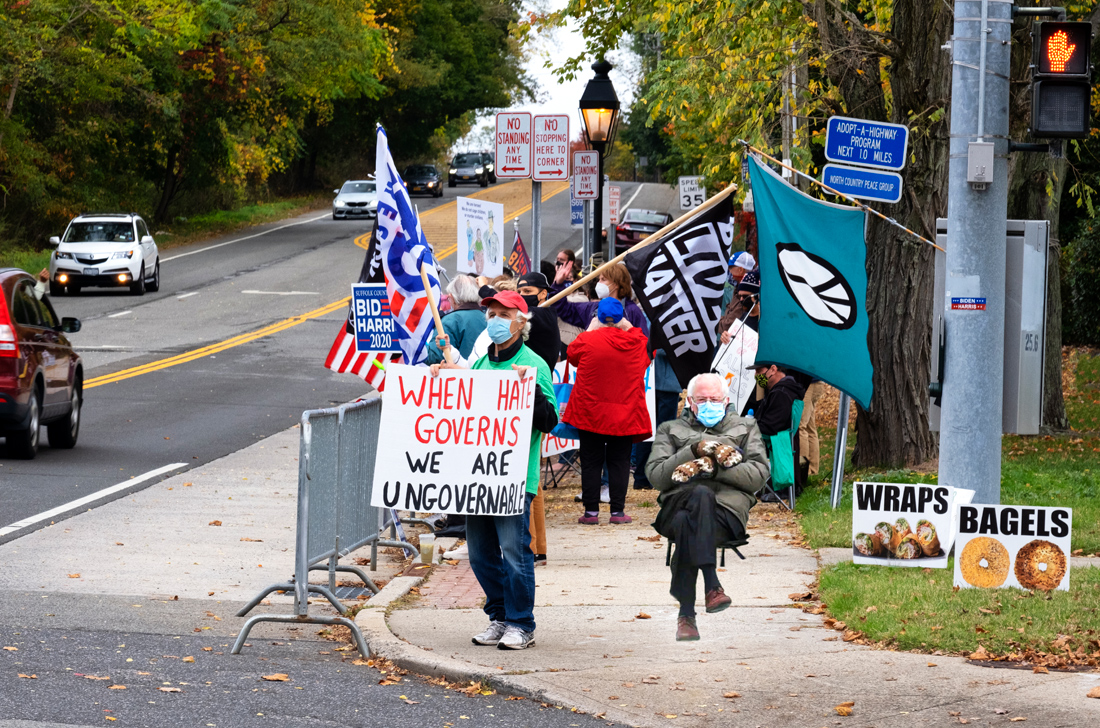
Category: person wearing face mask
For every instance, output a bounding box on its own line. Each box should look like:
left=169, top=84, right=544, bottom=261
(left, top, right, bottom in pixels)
left=428, top=290, right=558, bottom=651
left=721, top=251, right=756, bottom=312
left=549, top=262, right=649, bottom=336
left=645, top=373, right=769, bottom=641
left=515, top=271, right=562, bottom=370
left=749, top=361, right=808, bottom=497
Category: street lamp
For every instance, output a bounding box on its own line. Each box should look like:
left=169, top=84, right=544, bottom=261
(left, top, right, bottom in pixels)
left=579, top=59, right=620, bottom=260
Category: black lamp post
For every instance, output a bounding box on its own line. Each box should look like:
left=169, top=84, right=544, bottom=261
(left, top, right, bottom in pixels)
left=579, top=59, right=620, bottom=260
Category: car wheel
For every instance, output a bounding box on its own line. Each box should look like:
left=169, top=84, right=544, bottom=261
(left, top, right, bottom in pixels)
left=489, top=174, right=497, bottom=184
left=67, top=284, right=81, bottom=295
left=147, top=261, right=160, bottom=292
left=47, top=383, right=81, bottom=449
left=7, top=387, right=40, bottom=459
left=49, top=282, right=64, bottom=297
left=448, top=179, right=456, bottom=188
left=129, top=267, right=146, bottom=295
left=479, top=176, right=488, bottom=188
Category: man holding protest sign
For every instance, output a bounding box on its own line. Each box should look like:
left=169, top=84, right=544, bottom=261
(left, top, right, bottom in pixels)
left=429, top=290, right=558, bottom=650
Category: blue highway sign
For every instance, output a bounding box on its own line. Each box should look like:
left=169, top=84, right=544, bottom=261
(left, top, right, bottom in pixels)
left=352, top=283, right=405, bottom=353
left=570, top=197, right=583, bottom=228
left=822, top=163, right=904, bottom=204
left=825, top=116, right=909, bottom=171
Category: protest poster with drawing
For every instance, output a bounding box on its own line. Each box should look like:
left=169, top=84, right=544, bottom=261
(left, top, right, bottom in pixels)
left=456, top=197, right=504, bottom=278
left=851, top=481, right=974, bottom=569
left=953, top=504, right=1072, bottom=592
left=371, top=364, right=534, bottom=515
left=711, top=321, right=758, bottom=414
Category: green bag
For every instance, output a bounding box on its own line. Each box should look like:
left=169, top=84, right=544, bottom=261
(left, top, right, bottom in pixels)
left=767, top=400, right=804, bottom=488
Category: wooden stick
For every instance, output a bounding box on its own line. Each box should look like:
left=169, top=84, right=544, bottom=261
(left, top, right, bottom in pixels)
left=541, top=183, right=739, bottom=308
left=419, top=263, right=453, bottom=364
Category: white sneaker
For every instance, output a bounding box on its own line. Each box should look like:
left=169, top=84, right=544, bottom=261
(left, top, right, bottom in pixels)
left=600, top=484, right=610, bottom=503
left=472, top=620, right=507, bottom=646
left=497, top=625, right=536, bottom=650
left=444, top=542, right=468, bottom=560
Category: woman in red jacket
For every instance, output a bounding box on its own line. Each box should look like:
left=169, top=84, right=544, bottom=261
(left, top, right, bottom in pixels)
left=563, top=297, right=652, bottom=524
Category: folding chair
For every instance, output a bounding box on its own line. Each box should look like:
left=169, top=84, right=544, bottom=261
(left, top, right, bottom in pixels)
left=542, top=453, right=581, bottom=488
left=756, top=399, right=803, bottom=511
left=666, top=535, right=750, bottom=568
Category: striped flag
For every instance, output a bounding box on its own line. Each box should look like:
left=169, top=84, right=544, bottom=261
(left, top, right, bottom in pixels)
left=376, top=125, right=441, bottom=365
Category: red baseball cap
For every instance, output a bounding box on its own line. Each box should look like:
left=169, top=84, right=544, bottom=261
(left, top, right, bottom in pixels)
left=480, top=290, right=529, bottom=313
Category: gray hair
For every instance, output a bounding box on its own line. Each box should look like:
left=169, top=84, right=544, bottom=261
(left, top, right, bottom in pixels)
left=686, top=373, right=727, bottom=399
left=447, top=275, right=482, bottom=305
left=485, top=308, right=533, bottom=340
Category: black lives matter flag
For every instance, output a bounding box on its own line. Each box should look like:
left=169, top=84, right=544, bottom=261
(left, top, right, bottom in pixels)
left=624, top=197, right=735, bottom=388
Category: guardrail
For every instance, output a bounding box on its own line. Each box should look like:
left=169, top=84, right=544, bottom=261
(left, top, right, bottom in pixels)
left=232, top=394, right=418, bottom=656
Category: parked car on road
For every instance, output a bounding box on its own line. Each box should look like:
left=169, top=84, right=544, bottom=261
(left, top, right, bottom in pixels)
left=49, top=213, right=161, bottom=296
left=0, top=268, right=83, bottom=458
left=404, top=165, right=444, bottom=197
left=614, top=208, right=674, bottom=254
left=448, top=153, right=489, bottom=188
left=332, top=180, right=378, bottom=220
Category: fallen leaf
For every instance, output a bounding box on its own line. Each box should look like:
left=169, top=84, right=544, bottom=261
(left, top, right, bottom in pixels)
left=969, top=646, right=991, bottom=660
left=865, top=605, right=877, bottom=613
left=723, top=692, right=741, bottom=699
left=835, top=704, right=853, bottom=716
left=1032, top=666, right=1048, bottom=674
left=84, top=675, right=111, bottom=681
left=788, top=591, right=813, bottom=601
left=108, top=685, right=126, bottom=690
left=1087, top=686, right=1100, bottom=698
left=240, top=537, right=263, bottom=542
left=262, top=674, right=290, bottom=682
left=182, top=656, right=195, bottom=663
left=17, top=674, right=36, bottom=679
left=208, top=520, right=222, bottom=526
left=158, top=687, right=181, bottom=693
left=1010, top=719, right=1027, bottom=723
left=927, top=662, right=937, bottom=667
left=995, top=709, right=1009, bottom=714
left=67, top=574, right=81, bottom=579
left=958, top=718, right=969, bottom=724
left=202, top=647, right=212, bottom=652
left=636, top=612, right=651, bottom=620
left=949, top=712, right=961, bottom=717
left=2, top=646, right=16, bottom=651
left=106, top=718, right=117, bottom=722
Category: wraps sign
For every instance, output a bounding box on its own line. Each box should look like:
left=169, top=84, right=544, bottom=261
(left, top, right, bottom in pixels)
left=851, top=481, right=974, bottom=569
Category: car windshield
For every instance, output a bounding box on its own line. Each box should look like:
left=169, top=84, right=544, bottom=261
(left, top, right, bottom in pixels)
left=340, top=182, right=375, bottom=194
left=454, top=154, right=481, bottom=166
left=406, top=166, right=436, bottom=176
left=624, top=210, right=669, bottom=226
left=63, top=221, right=135, bottom=243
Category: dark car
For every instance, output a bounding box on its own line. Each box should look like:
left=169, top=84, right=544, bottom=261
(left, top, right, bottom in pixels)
left=448, top=153, right=489, bottom=188
left=480, top=152, right=496, bottom=184
left=0, top=269, right=83, bottom=458
left=614, top=208, right=674, bottom=254
left=404, top=165, right=444, bottom=197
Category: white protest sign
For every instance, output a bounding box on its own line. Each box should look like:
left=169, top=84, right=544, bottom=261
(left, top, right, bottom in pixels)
left=954, top=504, right=1072, bottom=591
left=456, top=197, right=504, bottom=278
left=678, top=176, right=705, bottom=210
left=572, top=151, right=599, bottom=200
left=495, top=112, right=532, bottom=178
left=851, top=482, right=974, bottom=569
left=711, top=322, right=758, bottom=414
left=533, top=115, right=569, bottom=181
left=541, top=433, right=576, bottom=458
left=371, top=364, right=535, bottom=516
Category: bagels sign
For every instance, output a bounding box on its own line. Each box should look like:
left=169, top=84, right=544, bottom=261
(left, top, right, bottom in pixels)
left=953, top=504, right=1072, bottom=592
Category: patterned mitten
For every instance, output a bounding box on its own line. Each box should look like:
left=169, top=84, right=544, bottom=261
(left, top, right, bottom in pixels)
left=692, top=440, right=722, bottom=458
left=672, top=456, right=716, bottom=484
left=712, top=444, right=743, bottom=469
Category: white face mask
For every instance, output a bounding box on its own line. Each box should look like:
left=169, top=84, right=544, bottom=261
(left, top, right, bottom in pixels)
left=595, top=282, right=611, bottom=299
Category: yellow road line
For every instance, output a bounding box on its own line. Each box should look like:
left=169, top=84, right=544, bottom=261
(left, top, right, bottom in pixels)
left=85, top=298, right=350, bottom=389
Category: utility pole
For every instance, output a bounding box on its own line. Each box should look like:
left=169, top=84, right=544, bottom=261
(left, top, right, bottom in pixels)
left=531, top=180, right=542, bottom=268
left=939, top=0, right=1012, bottom=504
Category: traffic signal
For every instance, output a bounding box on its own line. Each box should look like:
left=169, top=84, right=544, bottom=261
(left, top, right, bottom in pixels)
left=1031, top=21, right=1093, bottom=139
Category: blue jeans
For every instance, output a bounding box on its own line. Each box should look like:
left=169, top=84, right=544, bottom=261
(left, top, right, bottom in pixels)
left=465, top=492, right=537, bottom=632
left=656, top=389, right=681, bottom=428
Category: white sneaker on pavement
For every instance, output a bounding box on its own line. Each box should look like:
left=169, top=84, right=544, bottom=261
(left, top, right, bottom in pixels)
left=444, top=542, right=468, bottom=560
left=472, top=620, right=508, bottom=646
left=497, top=625, right=536, bottom=650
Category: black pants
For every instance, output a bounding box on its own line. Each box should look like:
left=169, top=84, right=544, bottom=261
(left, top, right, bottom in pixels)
left=654, top=484, right=746, bottom=608
left=578, top=430, right=632, bottom=512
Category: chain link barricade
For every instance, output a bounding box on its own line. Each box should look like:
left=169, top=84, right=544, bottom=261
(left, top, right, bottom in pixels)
left=233, top=394, right=418, bottom=656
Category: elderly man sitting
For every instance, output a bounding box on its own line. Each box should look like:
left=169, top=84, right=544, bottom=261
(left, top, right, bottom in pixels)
left=645, top=373, right=769, bottom=641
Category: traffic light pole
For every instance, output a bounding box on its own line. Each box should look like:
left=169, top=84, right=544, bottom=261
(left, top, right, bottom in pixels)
left=938, top=0, right=1013, bottom=505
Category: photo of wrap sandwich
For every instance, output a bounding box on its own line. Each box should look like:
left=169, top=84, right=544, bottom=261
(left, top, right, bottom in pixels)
left=853, top=532, right=884, bottom=557
left=874, top=522, right=897, bottom=553
left=895, top=534, right=923, bottom=559
left=914, top=519, right=941, bottom=557
left=894, top=517, right=912, bottom=543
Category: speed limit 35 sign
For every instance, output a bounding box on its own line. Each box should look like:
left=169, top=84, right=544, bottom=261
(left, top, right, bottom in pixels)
left=678, top=176, right=706, bottom=210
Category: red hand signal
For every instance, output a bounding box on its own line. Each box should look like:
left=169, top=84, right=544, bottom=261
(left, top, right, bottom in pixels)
left=1047, top=29, right=1077, bottom=73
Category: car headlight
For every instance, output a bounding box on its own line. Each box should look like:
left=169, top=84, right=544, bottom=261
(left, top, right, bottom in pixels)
left=111, top=250, right=135, bottom=260
left=449, top=168, right=457, bottom=174
left=55, top=252, right=73, bottom=260
left=334, top=200, right=346, bottom=207
left=427, top=181, right=435, bottom=187
left=475, top=166, right=484, bottom=174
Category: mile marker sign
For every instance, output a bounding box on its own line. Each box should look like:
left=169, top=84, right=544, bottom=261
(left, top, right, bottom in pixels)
left=533, top=115, right=570, bottom=181
left=495, top=112, right=532, bottom=178
left=572, top=151, right=599, bottom=200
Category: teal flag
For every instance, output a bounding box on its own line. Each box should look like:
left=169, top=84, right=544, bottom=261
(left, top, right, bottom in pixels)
left=747, top=156, right=873, bottom=409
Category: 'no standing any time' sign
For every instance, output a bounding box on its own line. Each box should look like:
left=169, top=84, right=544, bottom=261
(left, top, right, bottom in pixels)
left=572, top=150, right=599, bottom=200
left=495, top=112, right=532, bottom=178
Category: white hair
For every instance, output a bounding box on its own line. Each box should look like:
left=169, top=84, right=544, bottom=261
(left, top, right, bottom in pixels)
left=686, top=373, right=727, bottom=399
left=447, top=275, right=482, bottom=305
left=485, top=307, right=533, bottom=340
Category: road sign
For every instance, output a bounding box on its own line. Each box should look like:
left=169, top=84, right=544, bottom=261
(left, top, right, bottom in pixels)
left=678, top=176, right=705, bottom=210
left=571, top=197, right=583, bottom=228
left=825, top=116, right=909, bottom=171
left=608, top=186, right=621, bottom=226
left=821, top=163, right=904, bottom=204
left=532, top=115, right=569, bottom=181
left=495, top=112, right=532, bottom=178
left=572, top=151, right=599, bottom=199
left=352, top=283, right=403, bottom=353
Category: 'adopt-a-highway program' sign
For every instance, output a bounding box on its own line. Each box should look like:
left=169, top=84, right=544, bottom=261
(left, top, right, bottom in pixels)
left=352, top=283, right=403, bottom=353
left=821, top=163, right=904, bottom=204
left=572, top=151, right=599, bottom=199
left=533, top=115, right=569, bottom=181
left=825, top=116, right=908, bottom=171
left=495, top=112, right=532, bottom=178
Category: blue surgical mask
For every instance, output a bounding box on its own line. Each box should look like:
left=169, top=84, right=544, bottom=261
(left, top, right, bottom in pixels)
left=486, top=317, right=514, bottom=344
left=696, top=401, right=726, bottom=427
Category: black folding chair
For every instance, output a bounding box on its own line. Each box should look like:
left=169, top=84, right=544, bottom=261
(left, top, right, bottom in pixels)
left=666, top=535, right=750, bottom=568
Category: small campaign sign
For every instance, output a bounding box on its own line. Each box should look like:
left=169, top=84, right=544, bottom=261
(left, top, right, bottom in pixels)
left=371, top=364, right=536, bottom=516
left=678, top=176, right=705, bottom=210
left=821, top=163, right=903, bottom=204
left=352, top=283, right=403, bottom=353
left=572, top=151, right=599, bottom=200
left=711, top=320, right=759, bottom=415
left=954, top=504, right=1072, bottom=591
left=825, top=115, right=909, bottom=171
left=951, top=297, right=987, bottom=311
left=495, top=112, right=532, bottom=178
left=533, top=115, right=569, bottom=181
left=852, top=482, right=974, bottom=569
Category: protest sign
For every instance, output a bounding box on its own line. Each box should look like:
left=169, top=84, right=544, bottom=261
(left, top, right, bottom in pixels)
left=352, top=283, right=404, bottom=353
left=851, top=481, right=974, bottom=568
left=456, top=197, right=504, bottom=278
left=953, top=504, right=1072, bottom=591
left=541, top=432, right=576, bottom=458
left=371, top=364, right=534, bottom=515
left=711, top=321, right=758, bottom=414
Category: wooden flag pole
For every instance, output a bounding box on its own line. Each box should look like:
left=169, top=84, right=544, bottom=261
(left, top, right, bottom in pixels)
left=541, top=182, right=739, bottom=308
left=419, top=263, right=453, bottom=364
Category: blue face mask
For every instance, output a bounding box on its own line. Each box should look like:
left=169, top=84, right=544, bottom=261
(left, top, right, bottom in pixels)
left=486, top=316, right=515, bottom=344
left=696, top=401, right=726, bottom=427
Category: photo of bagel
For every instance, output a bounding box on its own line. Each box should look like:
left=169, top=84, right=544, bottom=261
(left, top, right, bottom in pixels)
left=1014, top=539, right=1067, bottom=592
left=959, top=536, right=1010, bottom=588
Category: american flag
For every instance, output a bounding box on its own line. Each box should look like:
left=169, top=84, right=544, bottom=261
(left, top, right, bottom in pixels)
left=375, top=125, right=441, bottom=365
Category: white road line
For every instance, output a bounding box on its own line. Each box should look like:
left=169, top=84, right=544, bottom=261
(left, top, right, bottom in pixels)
left=621, top=183, right=645, bottom=214
left=241, top=290, right=319, bottom=296
left=107, top=310, right=132, bottom=318
left=177, top=291, right=199, bottom=300
left=161, top=212, right=330, bottom=262
left=0, top=463, right=188, bottom=537
left=77, top=345, right=133, bottom=350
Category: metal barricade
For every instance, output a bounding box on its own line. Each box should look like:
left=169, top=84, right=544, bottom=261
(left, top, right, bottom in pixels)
left=233, top=394, right=418, bottom=656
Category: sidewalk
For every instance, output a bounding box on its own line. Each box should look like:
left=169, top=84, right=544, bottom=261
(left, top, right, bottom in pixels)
left=362, top=487, right=1100, bottom=728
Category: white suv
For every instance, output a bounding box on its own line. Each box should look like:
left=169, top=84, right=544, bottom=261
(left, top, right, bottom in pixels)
left=49, top=213, right=161, bottom=296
